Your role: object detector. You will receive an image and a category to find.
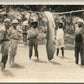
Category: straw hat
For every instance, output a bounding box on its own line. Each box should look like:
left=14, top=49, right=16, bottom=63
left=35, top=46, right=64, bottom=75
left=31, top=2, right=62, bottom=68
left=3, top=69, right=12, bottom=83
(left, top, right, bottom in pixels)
left=12, top=19, right=19, bottom=24
left=4, top=18, right=10, bottom=23
left=23, top=21, right=28, bottom=26
left=73, top=17, right=84, bottom=24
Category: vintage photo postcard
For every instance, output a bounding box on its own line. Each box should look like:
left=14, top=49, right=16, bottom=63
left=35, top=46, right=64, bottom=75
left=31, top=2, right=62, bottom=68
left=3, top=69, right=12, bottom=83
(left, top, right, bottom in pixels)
left=0, top=1, right=84, bottom=83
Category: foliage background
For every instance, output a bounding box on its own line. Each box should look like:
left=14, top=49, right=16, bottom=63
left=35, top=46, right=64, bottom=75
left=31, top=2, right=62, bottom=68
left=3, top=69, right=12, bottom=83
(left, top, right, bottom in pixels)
left=0, top=5, right=84, bottom=49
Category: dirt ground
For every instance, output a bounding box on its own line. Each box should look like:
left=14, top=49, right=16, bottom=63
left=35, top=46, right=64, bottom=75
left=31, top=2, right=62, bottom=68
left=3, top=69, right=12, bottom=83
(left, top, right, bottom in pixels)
left=0, top=44, right=84, bottom=83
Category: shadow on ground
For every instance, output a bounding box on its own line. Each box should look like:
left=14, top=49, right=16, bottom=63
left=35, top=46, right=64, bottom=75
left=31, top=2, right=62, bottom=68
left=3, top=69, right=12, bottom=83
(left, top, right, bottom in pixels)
left=49, top=60, right=61, bottom=65
left=58, top=56, right=71, bottom=60
left=2, top=70, right=14, bottom=77
left=11, top=63, right=24, bottom=69
left=32, top=59, right=47, bottom=63
left=80, top=65, right=84, bottom=68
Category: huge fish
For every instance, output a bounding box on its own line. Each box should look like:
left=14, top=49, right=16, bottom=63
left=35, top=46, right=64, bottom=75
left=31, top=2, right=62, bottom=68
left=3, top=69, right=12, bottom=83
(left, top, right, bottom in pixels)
left=44, top=11, right=56, bottom=60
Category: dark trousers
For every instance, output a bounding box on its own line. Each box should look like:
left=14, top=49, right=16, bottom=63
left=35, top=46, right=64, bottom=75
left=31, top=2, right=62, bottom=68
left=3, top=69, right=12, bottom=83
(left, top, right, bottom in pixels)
left=57, top=47, right=64, bottom=57
left=1, top=41, right=9, bottom=68
left=29, top=38, right=38, bottom=59
left=75, top=42, right=84, bottom=65
left=1, top=55, right=8, bottom=68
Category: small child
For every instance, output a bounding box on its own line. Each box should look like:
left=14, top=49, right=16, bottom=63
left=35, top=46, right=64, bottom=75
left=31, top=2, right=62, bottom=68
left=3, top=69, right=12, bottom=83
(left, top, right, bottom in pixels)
left=56, top=22, right=65, bottom=57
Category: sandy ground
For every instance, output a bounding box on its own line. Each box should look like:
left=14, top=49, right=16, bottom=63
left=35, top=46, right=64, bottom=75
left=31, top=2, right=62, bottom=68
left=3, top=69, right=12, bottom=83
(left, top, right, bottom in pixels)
left=0, top=44, right=84, bottom=83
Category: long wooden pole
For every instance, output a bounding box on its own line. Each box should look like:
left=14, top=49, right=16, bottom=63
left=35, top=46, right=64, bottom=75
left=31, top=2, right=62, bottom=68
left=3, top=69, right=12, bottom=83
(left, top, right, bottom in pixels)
left=27, top=9, right=84, bottom=15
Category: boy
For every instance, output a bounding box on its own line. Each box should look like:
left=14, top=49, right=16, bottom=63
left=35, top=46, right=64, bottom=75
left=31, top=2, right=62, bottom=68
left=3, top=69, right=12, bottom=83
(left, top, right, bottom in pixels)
left=56, top=22, right=64, bottom=57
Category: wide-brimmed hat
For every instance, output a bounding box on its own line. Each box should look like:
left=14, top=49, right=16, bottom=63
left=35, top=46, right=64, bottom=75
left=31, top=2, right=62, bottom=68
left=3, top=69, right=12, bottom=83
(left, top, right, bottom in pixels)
left=22, top=21, right=28, bottom=26
left=4, top=18, right=10, bottom=23
left=73, top=17, right=84, bottom=24
left=12, top=19, right=19, bottom=24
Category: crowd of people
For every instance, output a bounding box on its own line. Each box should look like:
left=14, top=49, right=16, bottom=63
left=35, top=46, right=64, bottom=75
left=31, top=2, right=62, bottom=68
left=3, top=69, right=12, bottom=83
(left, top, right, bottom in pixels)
left=0, top=19, right=21, bottom=70
left=0, top=10, right=84, bottom=71
left=0, top=12, right=41, bottom=71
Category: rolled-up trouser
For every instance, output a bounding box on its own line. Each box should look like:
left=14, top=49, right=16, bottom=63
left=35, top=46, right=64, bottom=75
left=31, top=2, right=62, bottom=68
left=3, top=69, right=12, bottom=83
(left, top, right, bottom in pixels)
left=9, top=39, right=18, bottom=57
left=75, top=41, right=84, bottom=65
left=29, top=38, right=38, bottom=59
left=1, top=41, right=9, bottom=67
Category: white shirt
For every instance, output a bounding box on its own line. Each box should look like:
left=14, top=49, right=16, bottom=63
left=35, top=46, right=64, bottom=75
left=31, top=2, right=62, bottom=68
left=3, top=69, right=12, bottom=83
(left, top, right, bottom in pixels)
left=56, top=28, right=64, bottom=40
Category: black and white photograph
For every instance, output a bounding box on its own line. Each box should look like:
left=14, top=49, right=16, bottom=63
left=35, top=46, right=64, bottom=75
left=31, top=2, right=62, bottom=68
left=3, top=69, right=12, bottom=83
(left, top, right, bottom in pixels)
left=0, top=2, right=84, bottom=82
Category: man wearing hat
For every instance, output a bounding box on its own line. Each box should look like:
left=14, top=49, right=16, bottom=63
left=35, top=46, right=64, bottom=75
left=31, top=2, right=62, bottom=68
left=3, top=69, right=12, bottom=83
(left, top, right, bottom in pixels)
left=0, top=18, right=10, bottom=70
left=22, top=21, right=29, bottom=45
left=74, top=19, right=84, bottom=65
left=28, top=12, right=39, bottom=59
left=9, top=19, right=20, bottom=67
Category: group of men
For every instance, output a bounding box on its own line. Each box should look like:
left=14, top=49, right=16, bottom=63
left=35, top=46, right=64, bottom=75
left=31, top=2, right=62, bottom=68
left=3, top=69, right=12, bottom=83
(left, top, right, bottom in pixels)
left=0, top=12, right=39, bottom=71
left=0, top=19, right=20, bottom=70
left=1, top=11, right=84, bottom=71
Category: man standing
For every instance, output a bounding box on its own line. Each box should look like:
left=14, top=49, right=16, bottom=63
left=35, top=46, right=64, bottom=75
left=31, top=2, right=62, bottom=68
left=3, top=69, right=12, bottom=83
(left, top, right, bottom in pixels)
left=28, top=12, right=39, bottom=59
left=9, top=19, right=20, bottom=67
left=74, top=19, right=84, bottom=65
left=22, top=20, right=29, bottom=45
left=0, top=18, right=10, bottom=70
